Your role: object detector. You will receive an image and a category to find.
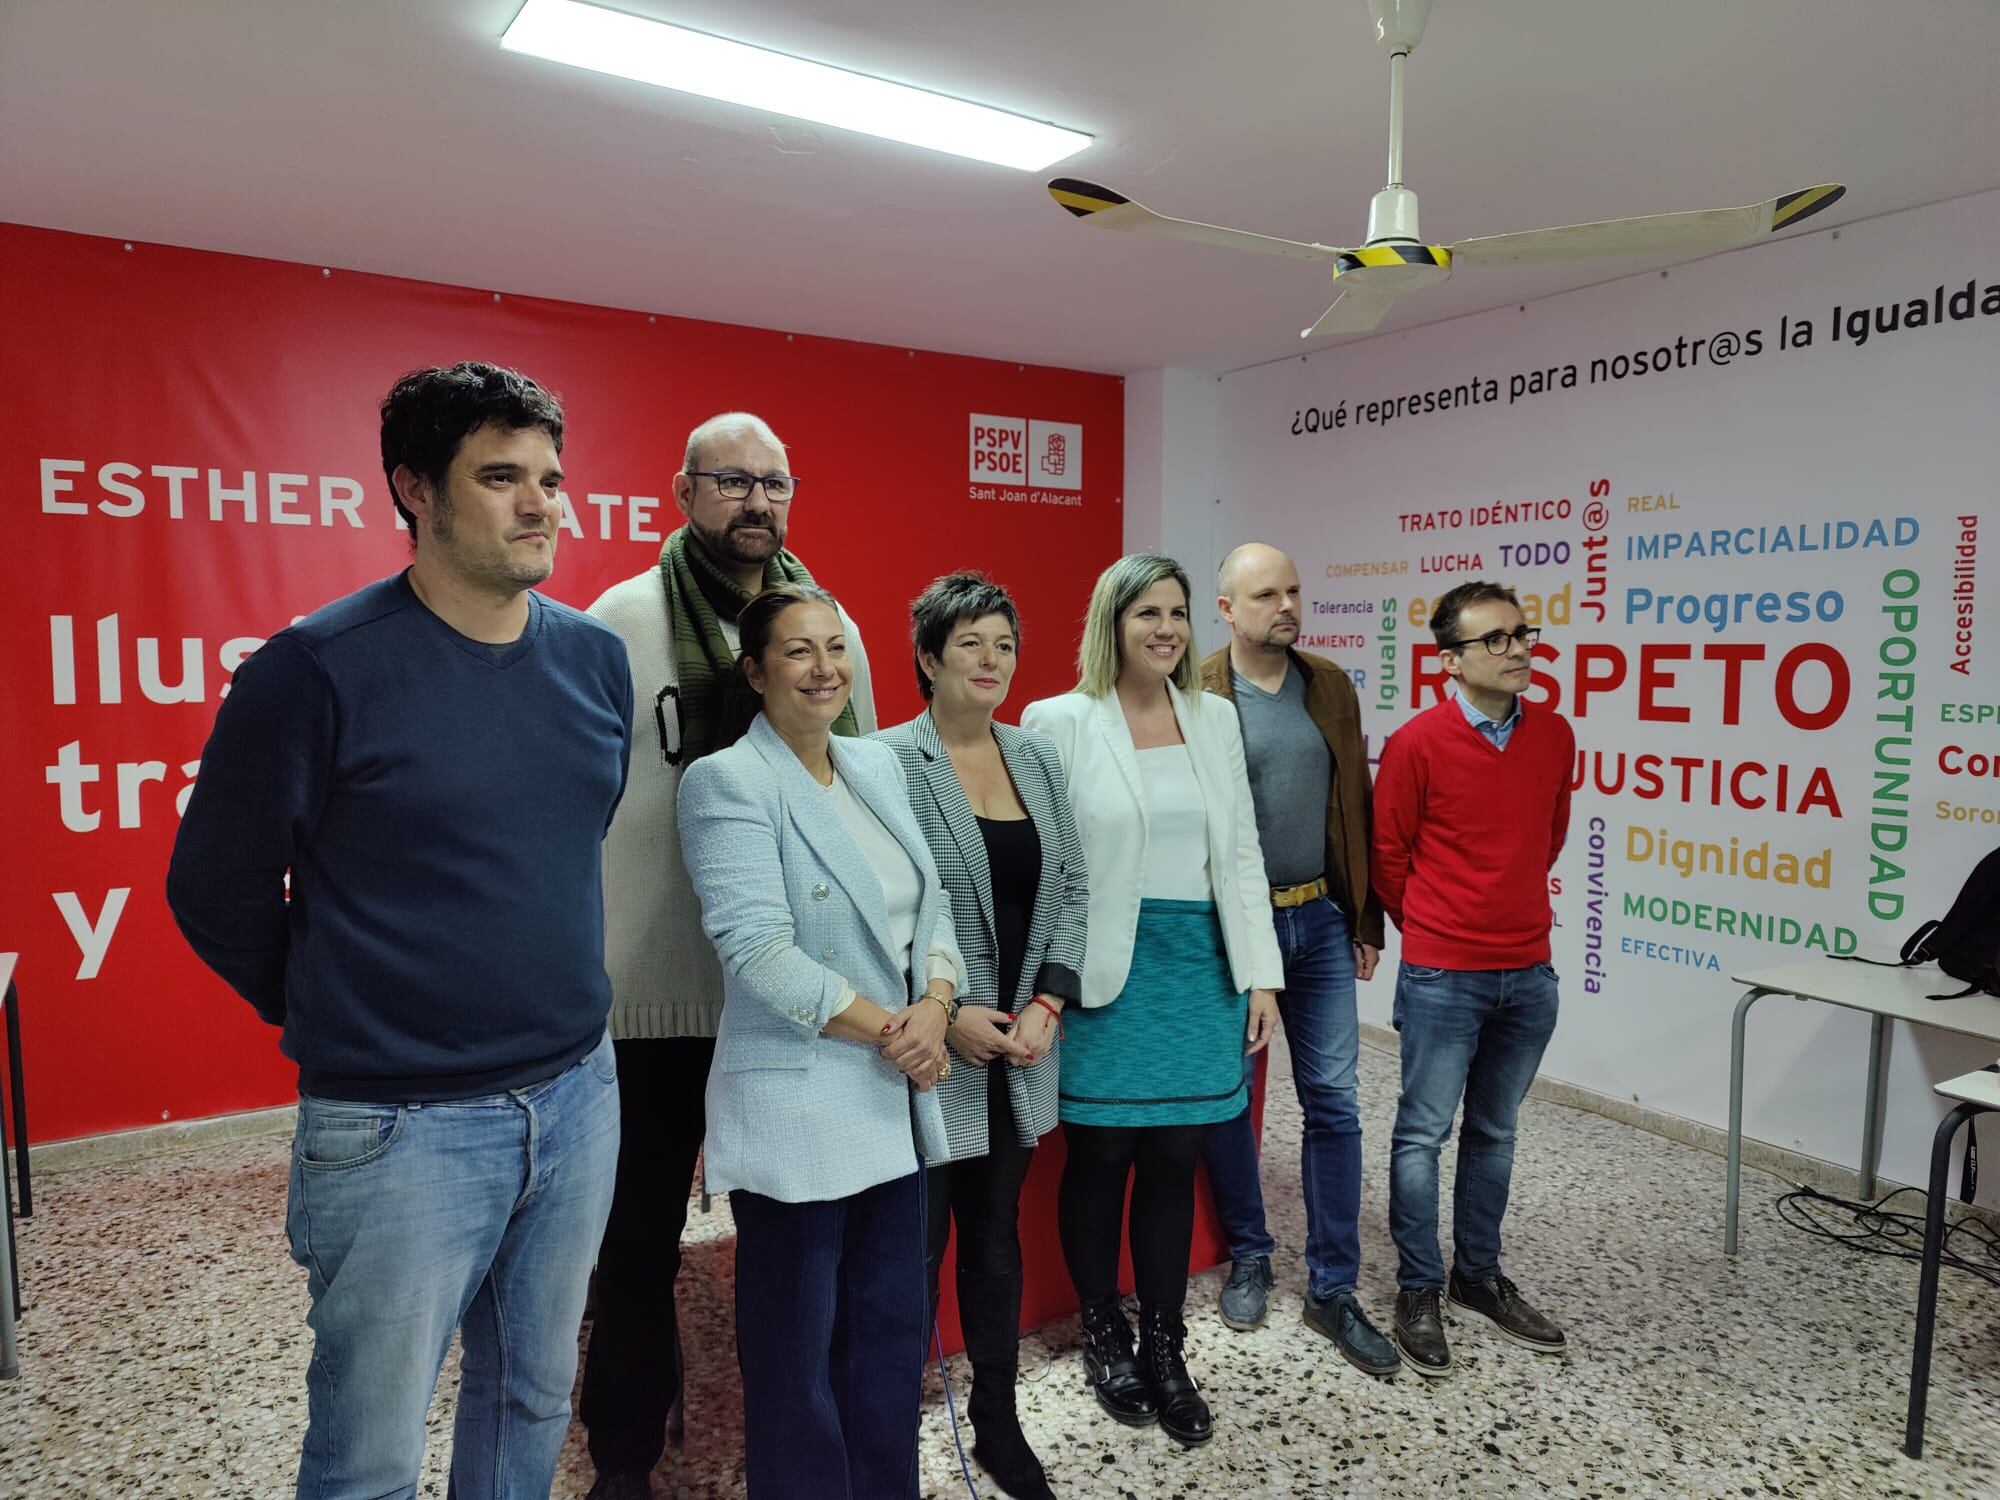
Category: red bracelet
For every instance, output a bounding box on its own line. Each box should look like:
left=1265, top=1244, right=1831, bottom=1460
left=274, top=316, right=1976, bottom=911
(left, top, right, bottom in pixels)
left=1028, top=994, right=1065, bottom=1039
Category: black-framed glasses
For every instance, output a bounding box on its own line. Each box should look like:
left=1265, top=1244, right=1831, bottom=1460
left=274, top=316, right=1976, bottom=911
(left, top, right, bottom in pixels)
left=1441, top=626, right=1541, bottom=655
left=690, top=470, right=799, bottom=503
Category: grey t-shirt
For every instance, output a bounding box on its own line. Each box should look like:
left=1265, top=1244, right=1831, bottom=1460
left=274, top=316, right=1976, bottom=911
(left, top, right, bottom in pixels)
left=1231, top=661, right=1333, bottom=887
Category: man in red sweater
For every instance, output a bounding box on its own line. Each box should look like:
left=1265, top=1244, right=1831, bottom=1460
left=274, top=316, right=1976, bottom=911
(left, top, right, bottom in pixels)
left=1372, top=580, right=1573, bottom=1378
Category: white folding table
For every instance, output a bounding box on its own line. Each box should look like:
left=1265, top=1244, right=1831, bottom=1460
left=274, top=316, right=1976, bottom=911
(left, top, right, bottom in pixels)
left=1903, top=1065, right=2000, bottom=1458
left=1725, top=958, right=2000, bottom=1255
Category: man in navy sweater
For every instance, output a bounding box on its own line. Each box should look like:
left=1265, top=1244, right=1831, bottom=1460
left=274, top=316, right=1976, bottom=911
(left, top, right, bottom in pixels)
left=168, top=362, right=633, bottom=1498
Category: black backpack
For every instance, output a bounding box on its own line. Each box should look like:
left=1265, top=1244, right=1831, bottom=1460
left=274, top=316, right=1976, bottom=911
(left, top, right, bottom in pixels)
left=1852, top=845, right=2000, bottom=1000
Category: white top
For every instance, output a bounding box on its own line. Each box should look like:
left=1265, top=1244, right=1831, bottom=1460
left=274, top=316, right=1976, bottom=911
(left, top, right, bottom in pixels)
left=1732, top=958, right=2000, bottom=1045
left=1138, top=745, right=1212, bottom=901
left=825, top=770, right=959, bottom=1017
left=1018, top=686, right=1284, bottom=1006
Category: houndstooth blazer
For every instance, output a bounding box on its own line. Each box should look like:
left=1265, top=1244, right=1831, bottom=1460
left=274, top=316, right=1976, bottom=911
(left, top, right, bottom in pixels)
left=874, top=710, right=1088, bottom=1162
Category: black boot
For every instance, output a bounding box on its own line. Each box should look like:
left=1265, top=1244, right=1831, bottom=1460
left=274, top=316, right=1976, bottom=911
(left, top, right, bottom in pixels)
left=1137, top=1302, right=1212, bottom=1447
left=1079, top=1297, right=1158, bottom=1427
left=958, top=1268, right=1055, bottom=1500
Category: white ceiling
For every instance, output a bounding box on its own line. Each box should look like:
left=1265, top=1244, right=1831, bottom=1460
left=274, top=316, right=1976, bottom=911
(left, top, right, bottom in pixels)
left=5, top=0, right=1998, bottom=375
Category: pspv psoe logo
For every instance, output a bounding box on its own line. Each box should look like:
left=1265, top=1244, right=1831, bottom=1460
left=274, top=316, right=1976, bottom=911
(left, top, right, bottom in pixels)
left=969, top=414, right=1083, bottom=491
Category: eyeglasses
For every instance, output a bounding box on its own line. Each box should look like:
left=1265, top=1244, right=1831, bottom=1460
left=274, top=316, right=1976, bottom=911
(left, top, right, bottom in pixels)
left=1441, top=626, right=1541, bottom=655
left=690, top=470, right=799, bottom=503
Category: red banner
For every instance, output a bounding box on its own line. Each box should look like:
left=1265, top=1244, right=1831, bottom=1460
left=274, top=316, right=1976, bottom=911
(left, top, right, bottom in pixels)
left=1, top=223, right=1125, bottom=1145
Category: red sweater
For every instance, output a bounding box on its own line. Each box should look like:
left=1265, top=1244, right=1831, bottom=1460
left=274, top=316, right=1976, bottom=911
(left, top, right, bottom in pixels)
left=1371, top=698, right=1574, bottom=970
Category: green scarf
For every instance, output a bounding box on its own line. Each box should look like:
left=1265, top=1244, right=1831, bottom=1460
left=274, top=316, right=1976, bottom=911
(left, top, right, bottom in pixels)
left=661, top=526, right=860, bottom=760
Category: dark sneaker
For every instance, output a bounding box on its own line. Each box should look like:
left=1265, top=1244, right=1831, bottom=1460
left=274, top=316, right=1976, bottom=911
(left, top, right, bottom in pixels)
left=1393, top=1288, right=1453, bottom=1377
left=1218, top=1255, right=1276, bottom=1330
left=1447, top=1270, right=1567, bottom=1354
left=585, top=1475, right=655, bottom=1500
left=1303, top=1289, right=1400, bottom=1378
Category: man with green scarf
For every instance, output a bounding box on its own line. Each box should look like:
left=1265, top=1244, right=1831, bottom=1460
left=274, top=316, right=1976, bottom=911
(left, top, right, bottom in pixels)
left=578, top=411, right=875, bottom=1500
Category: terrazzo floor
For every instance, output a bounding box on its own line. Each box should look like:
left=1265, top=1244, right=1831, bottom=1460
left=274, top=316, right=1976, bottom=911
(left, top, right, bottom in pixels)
left=5, top=1033, right=1998, bottom=1498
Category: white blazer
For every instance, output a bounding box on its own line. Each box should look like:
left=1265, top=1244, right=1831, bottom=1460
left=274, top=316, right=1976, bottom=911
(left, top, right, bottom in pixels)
left=1020, top=682, right=1284, bottom=1008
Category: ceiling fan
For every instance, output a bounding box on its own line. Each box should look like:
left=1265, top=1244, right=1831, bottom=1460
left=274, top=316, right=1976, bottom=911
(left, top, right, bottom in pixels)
left=1048, top=0, right=1845, bottom=338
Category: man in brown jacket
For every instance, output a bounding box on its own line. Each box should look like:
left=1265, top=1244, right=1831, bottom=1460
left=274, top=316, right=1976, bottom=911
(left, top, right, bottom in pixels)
left=1201, top=542, right=1399, bottom=1378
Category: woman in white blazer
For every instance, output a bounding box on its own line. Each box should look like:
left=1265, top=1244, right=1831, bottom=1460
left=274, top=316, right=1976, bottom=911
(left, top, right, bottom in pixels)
left=678, top=583, right=962, bottom=1500
left=1021, top=553, right=1283, bottom=1449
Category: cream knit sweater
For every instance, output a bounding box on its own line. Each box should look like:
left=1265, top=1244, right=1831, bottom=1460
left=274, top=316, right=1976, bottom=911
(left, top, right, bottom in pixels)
left=587, top=568, right=877, bottom=1039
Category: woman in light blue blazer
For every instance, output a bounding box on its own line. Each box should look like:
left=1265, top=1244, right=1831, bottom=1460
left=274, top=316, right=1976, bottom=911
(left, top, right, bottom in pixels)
left=677, top=583, right=964, bottom=1500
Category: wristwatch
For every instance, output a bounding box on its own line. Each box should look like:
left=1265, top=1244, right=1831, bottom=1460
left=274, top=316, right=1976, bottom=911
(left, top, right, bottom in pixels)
left=924, top=987, right=961, bottom=1024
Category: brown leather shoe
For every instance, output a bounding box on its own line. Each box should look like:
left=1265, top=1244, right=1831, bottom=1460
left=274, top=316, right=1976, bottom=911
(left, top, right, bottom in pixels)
left=1393, top=1287, right=1453, bottom=1377
left=1447, top=1270, right=1567, bottom=1353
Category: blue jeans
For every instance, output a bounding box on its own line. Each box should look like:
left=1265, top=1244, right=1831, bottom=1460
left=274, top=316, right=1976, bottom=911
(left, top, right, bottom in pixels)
left=731, top=1170, right=928, bottom=1499
left=1388, top=963, right=1558, bottom=1292
left=1204, top=896, right=1364, bottom=1299
left=284, top=1030, right=620, bottom=1500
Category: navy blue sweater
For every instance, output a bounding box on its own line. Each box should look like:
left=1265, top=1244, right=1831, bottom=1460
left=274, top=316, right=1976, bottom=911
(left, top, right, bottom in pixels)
left=168, top=572, right=633, bottom=1101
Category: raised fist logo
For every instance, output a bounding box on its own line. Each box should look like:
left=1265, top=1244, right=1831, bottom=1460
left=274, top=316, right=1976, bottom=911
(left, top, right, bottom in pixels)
left=1041, top=432, right=1067, bottom=477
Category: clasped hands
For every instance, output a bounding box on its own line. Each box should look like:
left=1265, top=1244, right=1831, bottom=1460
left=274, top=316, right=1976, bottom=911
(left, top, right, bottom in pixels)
left=950, top=996, right=1059, bottom=1069
left=878, top=992, right=952, bottom=1091
left=880, top=992, right=1061, bottom=1089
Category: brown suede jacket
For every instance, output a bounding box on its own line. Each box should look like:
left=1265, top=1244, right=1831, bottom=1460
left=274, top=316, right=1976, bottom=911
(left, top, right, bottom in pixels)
left=1200, top=645, right=1386, bottom=949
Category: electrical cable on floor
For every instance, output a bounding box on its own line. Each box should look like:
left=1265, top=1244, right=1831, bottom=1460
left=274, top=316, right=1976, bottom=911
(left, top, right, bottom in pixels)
left=1006, top=1310, right=1059, bottom=1388
left=933, top=1319, right=984, bottom=1500
left=1773, top=1183, right=2000, bottom=1288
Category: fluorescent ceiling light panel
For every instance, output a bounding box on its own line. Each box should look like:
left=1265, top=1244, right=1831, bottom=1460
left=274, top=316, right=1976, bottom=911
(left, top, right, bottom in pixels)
left=501, top=0, right=1091, bottom=171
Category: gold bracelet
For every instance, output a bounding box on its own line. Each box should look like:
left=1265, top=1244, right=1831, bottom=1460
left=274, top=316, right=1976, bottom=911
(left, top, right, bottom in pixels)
left=922, top=989, right=958, bottom=1023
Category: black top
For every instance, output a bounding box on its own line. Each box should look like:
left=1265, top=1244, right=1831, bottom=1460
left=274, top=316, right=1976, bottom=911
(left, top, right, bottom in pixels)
left=976, top=814, right=1043, bottom=1008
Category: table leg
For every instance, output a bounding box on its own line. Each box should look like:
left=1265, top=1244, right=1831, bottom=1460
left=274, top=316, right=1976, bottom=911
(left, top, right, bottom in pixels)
left=1905, top=1101, right=1985, bottom=1459
left=3, top=980, right=26, bottom=1218
left=1860, top=1013, right=1887, bottom=1201
left=1, top=1144, right=13, bottom=1323
left=0, top=1149, right=14, bottom=1379
left=1726, top=987, right=1774, bottom=1256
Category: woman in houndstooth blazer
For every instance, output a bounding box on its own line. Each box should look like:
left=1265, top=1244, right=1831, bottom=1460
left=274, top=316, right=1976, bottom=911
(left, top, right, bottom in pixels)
left=875, top=572, right=1087, bottom=1500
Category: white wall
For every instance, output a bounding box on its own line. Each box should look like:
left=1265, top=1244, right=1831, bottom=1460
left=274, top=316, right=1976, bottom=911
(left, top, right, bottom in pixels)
left=1133, top=188, right=2000, bottom=1206
left=1123, top=366, right=1227, bottom=639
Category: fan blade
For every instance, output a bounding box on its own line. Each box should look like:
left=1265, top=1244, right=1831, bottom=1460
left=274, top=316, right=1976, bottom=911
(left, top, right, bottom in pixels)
left=1447, top=183, right=1845, bottom=269
left=1048, top=178, right=1344, bottom=263
left=1301, top=283, right=1397, bottom=338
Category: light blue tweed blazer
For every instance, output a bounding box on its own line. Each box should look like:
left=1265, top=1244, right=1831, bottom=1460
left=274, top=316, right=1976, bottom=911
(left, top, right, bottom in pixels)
left=677, top=713, right=951, bottom=1202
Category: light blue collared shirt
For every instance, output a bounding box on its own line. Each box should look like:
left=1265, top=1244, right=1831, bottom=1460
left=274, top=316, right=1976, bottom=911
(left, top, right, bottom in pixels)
left=1452, top=684, right=1523, bottom=751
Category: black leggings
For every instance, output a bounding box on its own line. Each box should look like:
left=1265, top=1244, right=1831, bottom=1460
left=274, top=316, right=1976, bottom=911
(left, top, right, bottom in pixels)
left=925, top=1071, right=1038, bottom=1305
left=1057, top=1121, right=1207, bottom=1312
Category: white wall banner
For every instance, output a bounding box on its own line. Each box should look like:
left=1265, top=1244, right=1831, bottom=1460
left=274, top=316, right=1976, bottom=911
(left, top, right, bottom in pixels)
left=1218, top=187, right=1999, bottom=1205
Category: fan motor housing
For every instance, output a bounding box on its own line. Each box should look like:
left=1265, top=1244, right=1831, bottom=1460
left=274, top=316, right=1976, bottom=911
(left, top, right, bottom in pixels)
left=1370, top=0, right=1434, bottom=55
left=1332, top=244, right=1453, bottom=292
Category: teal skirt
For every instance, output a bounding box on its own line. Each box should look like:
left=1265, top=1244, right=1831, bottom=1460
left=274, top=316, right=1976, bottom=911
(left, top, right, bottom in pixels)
left=1058, top=898, right=1249, bottom=1127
